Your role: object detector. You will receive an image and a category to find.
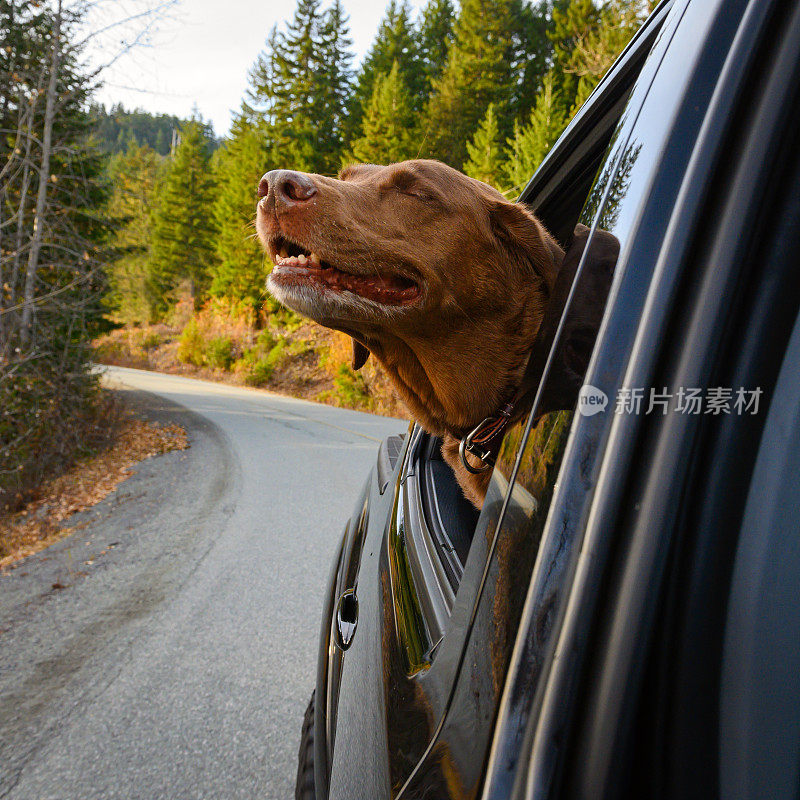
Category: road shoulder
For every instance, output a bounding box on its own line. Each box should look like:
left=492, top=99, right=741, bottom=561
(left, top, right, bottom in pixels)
left=0, top=387, right=239, bottom=797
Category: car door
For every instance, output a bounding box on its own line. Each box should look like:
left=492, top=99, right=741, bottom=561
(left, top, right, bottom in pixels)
left=323, top=3, right=691, bottom=799
left=473, top=0, right=800, bottom=797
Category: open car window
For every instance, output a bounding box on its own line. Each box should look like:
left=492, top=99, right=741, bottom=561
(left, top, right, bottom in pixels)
left=410, top=154, right=629, bottom=605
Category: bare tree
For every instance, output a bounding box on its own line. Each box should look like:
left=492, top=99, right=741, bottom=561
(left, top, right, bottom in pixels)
left=0, top=0, right=178, bottom=501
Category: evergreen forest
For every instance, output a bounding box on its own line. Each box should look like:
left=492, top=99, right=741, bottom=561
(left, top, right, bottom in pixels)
left=1, top=0, right=653, bottom=508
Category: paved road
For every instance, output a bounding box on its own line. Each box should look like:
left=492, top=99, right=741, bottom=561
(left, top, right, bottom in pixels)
left=0, top=367, right=406, bottom=800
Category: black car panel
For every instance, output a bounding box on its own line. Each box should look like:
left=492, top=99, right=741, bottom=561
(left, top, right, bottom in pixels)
left=510, top=0, right=800, bottom=798
left=720, top=309, right=800, bottom=800
left=312, top=1, right=800, bottom=797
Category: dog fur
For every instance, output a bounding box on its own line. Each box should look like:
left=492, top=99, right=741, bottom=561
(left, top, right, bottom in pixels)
left=256, top=159, right=564, bottom=507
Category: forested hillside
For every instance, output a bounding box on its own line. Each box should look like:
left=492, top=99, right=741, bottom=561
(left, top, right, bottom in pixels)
left=2, top=0, right=653, bottom=514
left=97, top=0, right=652, bottom=400
left=90, top=104, right=199, bottom=156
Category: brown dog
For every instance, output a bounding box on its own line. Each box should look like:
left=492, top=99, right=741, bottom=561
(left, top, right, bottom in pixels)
left=256, top=160, right=564, bottom=507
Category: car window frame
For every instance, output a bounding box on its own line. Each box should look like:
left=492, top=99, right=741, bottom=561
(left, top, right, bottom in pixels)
left=506, top=0, right=800, bottom=798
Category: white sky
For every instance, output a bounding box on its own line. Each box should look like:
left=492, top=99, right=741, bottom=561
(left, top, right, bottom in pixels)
left=88, top=0, right=427, bottom=138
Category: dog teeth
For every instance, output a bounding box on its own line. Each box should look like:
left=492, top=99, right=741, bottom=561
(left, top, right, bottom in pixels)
left=273, top=247, right=322, bottom=269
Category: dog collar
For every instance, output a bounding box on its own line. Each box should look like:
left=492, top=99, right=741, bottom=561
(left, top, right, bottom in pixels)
left=458, top=401, right=516, bottom=474
left=458, top=348, right=537, bottom=474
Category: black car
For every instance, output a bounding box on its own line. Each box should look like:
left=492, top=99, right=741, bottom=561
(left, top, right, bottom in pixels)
left=297, top=0, right=800, bottom=797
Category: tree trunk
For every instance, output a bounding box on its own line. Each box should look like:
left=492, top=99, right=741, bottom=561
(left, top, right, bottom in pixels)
left=0, top=2, right=14, bottom=349
left=20, top=0, right=62, bottom=346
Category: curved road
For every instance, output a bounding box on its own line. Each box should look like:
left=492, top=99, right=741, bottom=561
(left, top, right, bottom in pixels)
left=0, top=367, right=406, bottom=799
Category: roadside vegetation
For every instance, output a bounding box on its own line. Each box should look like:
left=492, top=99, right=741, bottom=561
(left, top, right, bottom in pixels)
left=93, top=0, right=651, bottom=419
left=93, top=297, right=404, bottom=416
left=1, top=0, right=650, bottom=548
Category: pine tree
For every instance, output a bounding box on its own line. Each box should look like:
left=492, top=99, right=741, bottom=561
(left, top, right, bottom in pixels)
left=315, top=0, right=354, bottom=173
left=149, top=120, right=217, bottom=312
left=209, top=111, right=271, bottom=308
left=513, top=1, right=558, bottom=122
left=563, top=0, right=651, bottom=115
left=415, top=0, right=455, bottom=97
left=547, top=0, right=603, bottom=116
left=347, top=61, right=416, bottom=165
left=249, top=0, right=353, bottom=175
left=106, top=141, right=160, bottom=324
left=504, top=73, right=567, bottom=189
left=343, top=0, right=421, bottom=146
left=1, top=0, right=110, bottom=349
left=246, top=25, right=284, bottom=127
left=269, top=0, right=324, bottom=172
left=420, top=0, right=537, bottom=168
left=464, top=104, right=504, bottom=189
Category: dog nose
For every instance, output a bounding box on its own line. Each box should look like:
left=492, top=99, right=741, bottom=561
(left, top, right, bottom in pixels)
left=258, top=170, right=318, bottom=203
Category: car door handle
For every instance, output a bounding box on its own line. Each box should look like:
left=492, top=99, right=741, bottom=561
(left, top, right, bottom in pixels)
left=334, top=589, right=359, bottom=651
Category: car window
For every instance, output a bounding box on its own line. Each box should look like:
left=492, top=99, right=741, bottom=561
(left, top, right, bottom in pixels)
left=372, top=8, right=678, bottom=793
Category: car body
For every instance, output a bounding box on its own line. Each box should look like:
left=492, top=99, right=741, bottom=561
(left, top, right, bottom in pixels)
left=300, top=0, right=800, bottom=797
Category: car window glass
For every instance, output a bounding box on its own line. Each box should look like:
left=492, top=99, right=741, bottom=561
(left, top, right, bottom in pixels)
left=490, top=219, right=620, bottom=548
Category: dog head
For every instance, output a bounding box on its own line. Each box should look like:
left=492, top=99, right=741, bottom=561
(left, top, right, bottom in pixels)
left=256, top=159, right=562, bottom=434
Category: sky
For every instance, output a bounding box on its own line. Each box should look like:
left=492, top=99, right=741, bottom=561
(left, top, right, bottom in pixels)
left=87, top=0, right=428, bottom=138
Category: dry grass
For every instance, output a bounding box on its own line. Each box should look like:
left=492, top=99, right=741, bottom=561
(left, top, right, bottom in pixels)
left=0, top=413, right=188, bottom=570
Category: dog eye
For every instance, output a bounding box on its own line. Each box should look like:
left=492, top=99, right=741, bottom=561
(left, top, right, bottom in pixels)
left=397, top=186, right=428, bottom=200
left=393, top=185, right=439, bottom=205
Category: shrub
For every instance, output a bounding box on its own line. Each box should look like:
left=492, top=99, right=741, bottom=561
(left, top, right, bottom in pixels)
left=177, top=319, right=205, bottom=366
left=255, top=329, right=277, bottom=350
left=241, top=339, right=288, bottom=386
left=334, top=364, right=372, bottom=408
left=92, top=338, right=125, bottom=362
left=139, top=330, right=162, bottom=351
left=264, top=295, right=303, bottom=333
left=0, top=358, right=112, bottom=515
left=205, top=336, right=234, bottom=370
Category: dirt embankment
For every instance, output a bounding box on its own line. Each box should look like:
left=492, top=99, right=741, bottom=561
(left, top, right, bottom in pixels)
left=92, top=305, right=405, bottom=420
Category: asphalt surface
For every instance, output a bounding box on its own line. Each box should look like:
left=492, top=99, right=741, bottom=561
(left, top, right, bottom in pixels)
left=0, top=366, right=406, bottom=800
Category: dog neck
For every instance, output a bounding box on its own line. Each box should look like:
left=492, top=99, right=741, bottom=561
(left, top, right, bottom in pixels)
left=367, top=308, right=541, bottom=439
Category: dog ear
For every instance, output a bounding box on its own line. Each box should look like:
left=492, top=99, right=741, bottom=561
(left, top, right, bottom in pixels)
left=352, top=339, right=370, bottom=370
left=489, top=200, right=561, bottom=292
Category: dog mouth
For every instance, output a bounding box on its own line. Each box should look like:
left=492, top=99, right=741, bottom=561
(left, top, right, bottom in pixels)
left=266, top=235, right=419, bottom=306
